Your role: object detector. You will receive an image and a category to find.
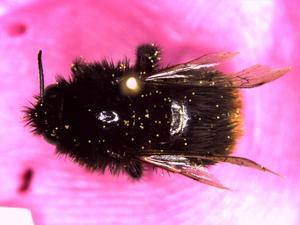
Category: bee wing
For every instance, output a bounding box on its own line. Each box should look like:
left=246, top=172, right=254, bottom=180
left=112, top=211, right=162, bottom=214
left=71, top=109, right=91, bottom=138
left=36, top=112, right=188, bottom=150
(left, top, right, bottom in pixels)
left=223, top=65, right=291, bottom=88
left=187, top=154, right=281, bottom=176
left=139, top=155, right=230, bottom=190
left=145, top=51, right=291, bottom=88
left=145, top=51, right=239, bottom=81
left=138, top=151, right=281, bottom=177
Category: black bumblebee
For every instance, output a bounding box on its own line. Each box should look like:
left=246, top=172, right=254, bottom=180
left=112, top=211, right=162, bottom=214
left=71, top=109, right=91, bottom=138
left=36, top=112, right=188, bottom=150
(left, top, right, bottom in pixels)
left=25, top=44, right=289, bottom=189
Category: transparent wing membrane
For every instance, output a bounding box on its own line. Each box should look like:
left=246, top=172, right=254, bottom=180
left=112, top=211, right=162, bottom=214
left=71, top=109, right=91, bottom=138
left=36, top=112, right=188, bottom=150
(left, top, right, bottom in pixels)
left=145, top=51, right=290, bottom=88
left=138, top=150, right=281, bottom=189
left=185, top=154, right=281, bottom=177
left=140, top=155, right=230, bottom=190
left=139, top=151, right=281, bottom=177
left=226, top=65, right=291, bottom=88
left=145, top=51, right=239, bottom=82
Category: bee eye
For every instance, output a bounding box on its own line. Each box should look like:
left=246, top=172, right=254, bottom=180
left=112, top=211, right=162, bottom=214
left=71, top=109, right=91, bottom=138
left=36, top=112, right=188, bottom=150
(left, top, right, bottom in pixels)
left=44, top=84, right=60, bottom=100
left=48, top=93, right=57, bottom=99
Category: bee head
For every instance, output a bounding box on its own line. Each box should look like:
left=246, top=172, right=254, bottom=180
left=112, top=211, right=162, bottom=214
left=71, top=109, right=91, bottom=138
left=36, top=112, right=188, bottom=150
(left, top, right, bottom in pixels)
left=25, top=80, right=68, bottom=144
left=24, top=51, right=68, bottom=144
left=24, top=50, right=138, bottom=152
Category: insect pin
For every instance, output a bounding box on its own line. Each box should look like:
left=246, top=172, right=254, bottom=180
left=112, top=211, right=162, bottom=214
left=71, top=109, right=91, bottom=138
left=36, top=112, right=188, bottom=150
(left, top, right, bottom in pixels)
left=24, top=44, right=290, bottom=189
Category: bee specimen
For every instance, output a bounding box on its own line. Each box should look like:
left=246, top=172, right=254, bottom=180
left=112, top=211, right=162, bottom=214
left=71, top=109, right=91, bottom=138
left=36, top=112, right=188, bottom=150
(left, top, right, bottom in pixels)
left=25, top=44, right=289, bottom=189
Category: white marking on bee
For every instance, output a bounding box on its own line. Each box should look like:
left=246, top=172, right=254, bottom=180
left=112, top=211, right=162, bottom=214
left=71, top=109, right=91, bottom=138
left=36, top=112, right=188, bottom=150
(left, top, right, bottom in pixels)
left=170, top=101, right=189, bottom=136
left=97, top=111, right=119, bottom=124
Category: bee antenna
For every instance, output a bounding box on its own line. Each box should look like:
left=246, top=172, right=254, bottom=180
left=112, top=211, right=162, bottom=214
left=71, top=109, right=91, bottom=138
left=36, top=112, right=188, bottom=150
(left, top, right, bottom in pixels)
left=38, top=50, right=45, bottom=102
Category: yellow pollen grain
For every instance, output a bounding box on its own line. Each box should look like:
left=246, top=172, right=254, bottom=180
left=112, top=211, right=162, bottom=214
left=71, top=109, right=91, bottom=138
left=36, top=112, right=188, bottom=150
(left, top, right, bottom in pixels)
left=123, top=120, right=130, bottom=126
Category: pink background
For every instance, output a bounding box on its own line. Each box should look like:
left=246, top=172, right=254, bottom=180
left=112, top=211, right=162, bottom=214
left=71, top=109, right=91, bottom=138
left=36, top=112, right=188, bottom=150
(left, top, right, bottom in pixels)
left=0, top=0, right=299, bottom=224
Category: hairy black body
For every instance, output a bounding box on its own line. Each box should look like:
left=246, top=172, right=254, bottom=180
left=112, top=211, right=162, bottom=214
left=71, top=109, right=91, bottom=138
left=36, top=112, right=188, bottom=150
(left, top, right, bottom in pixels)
left=25, top=44, right=287, bottom=189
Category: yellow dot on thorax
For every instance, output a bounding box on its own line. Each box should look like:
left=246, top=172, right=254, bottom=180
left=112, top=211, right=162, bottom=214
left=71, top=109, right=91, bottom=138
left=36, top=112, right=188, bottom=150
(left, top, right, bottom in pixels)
left=120, top=75, right=143, bottom=96
left=126, top=77, right=138, bottom=90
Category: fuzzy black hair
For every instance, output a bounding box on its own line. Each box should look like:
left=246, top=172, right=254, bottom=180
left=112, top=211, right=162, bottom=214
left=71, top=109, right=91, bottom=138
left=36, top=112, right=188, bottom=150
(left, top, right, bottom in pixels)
left=25, top=44, right=242, bottom=179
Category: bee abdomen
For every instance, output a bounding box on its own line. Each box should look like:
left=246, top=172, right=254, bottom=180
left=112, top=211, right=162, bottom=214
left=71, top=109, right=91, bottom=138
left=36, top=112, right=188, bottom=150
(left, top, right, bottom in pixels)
left=172, top=86, right=242, bottom=160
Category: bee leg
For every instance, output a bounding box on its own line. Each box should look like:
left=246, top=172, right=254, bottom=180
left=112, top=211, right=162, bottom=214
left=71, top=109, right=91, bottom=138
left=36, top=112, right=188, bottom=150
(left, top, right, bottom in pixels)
left=134, top=43, right=161, bottom=73
left=124, top=161, right=143, bottom=179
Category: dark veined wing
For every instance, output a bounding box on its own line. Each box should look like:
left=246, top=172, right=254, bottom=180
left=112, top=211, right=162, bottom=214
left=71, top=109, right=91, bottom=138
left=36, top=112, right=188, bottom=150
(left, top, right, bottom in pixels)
left=223, top=65, right=291, bottom=88
left=144, top=51, right=291, bottom=88
left=140, top=155, right=230, bottom=190
left=138, top=150, right=281, bottom=189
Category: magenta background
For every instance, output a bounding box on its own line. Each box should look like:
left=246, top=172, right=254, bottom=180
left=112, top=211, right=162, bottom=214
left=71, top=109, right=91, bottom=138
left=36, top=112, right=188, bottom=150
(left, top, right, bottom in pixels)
left=0, top=0, right=299, bottom=225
